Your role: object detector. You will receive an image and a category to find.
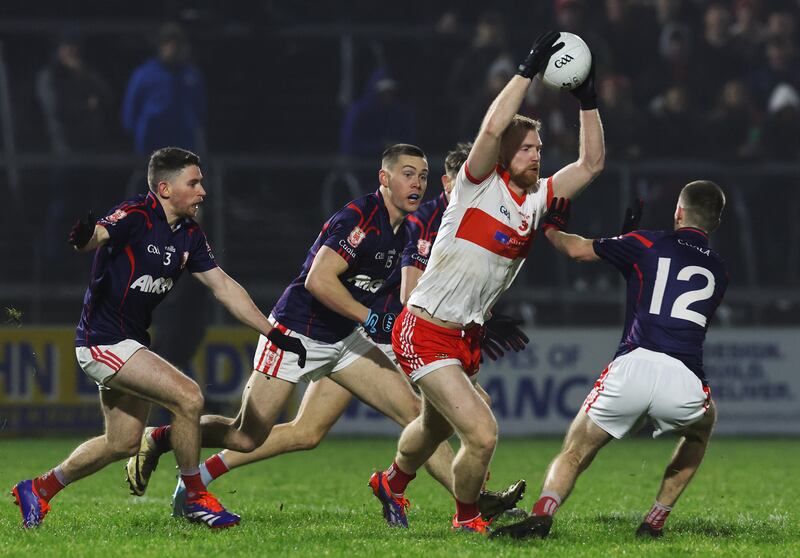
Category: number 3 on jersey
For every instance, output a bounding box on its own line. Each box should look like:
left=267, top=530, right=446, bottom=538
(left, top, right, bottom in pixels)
left=649, top=257, right=715, bottom=327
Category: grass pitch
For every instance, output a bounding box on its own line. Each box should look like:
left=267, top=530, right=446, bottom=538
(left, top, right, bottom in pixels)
left=0, top=437, right=797, bottom=557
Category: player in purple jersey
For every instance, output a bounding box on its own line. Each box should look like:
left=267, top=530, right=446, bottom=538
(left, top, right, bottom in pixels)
left=492, top=181, right=728, bottom=540
left=126, top=144, right=483, bottom=526
left=158, top=142, right=528, bottom=521
left=11, top=147, right=304, bottom=530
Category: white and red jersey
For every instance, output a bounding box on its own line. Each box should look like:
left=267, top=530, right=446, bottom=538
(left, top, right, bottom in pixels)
left=407, top=163, right=553, bottom=325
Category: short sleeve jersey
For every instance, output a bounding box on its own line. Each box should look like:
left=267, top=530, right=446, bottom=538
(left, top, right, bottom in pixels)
left=593, top=227, right=729, bottom=384
left=407, top=164, right=553, bottom=325
left=402, top=192, right=448, bottom=271
left=271, top=190, right=407, bottom=343
left=75, top=192, right=217, bottom=348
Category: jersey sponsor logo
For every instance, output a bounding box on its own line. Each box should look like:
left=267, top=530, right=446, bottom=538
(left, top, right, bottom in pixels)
left=105, top=209, right=128, bottom=223
left=347, top=226, right=366, bottom=247
left=347, top=274, right=385, bottom=293
left=130, top=275, right=175, bottom=294
left=417, top=239, right=432, bottom=257
left=205, top=241, right=215, bottom=260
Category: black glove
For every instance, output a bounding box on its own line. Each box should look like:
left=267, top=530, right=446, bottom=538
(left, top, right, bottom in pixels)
left=363, top=310, right=397, bottom=336
left=517, top=30, right=565, bottom=80
left=569, top=53, right=597, bottom=110
left=620, top=198, right=644, bottom=235
left=67, top=211, right=96, bottom=250
left=542, top=197, right=571, bottom=233
left=481, top=313, right=530, bottom=361
left=267, top=328, right=307, bottom=368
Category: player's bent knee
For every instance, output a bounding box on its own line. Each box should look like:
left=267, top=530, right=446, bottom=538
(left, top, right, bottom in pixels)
left=107, top=434, right=142, bottom=459
left=176, top=384, right=205, bottom=418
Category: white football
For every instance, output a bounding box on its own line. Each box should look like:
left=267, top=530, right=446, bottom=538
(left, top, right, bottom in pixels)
left=540, top=32, right=591, bottom=91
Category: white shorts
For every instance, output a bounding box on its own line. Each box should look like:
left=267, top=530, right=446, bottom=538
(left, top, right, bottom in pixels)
left=252, top=317, right=378, bottom=384
left=583, top=347, right=711, bottom=439
left=355, top=328, right=399, bottom=369
left=75, top=339, right=146, bottom=387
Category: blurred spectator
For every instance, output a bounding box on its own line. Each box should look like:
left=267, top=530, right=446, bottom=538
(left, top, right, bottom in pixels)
left=705, top=80, right=759, bottom=160
left=122, top=23, right=207, bottom=154
left=695, top=3, right=740, bottom=108
left=36, top=30, right=113, bottom=155
left=729, top=0, right=768, bottom=72
left=446, top=11, right=509, bottom=125
left=599, top=0, right=659, bottom=79
left=340, top=68, right=416, bottom=156
left=598, top=74, right=646, bottom=159
left=646, top=84, right=701, bottom=157
left=759, top=83, right=800, bottom=159
left=35, top=30, right=113, bottom=271
left=766, top=9, right=796, bottom=42
left=636, top=23, right=705, bottom=107
left=746, top=36, right=800, bottom=111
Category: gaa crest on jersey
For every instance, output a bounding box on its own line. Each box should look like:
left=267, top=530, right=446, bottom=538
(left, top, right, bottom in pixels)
left=417, top=239, right=432, bottom=257
left=347, top=226, right=366, bottom=247
left=105, top=209, right=128, bottom=223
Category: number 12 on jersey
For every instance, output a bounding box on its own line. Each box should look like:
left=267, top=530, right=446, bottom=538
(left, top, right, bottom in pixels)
left=649, top=257, right=715, bottom=327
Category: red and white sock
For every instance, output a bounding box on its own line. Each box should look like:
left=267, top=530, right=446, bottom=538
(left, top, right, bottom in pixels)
left=644, top=501, right=672, bottom=530
left=386, top=461, right=415, bottom=497
left=200, top=453, right=230, bottom=486
left=149, top=425, right=172, bottom=453
left=33, top=466, right=68, bottom=502
left=532, top=490, right=562, bottom=516
left=455, top=499, right=481, bottom=523
left=180, top=469, right=205, bottom=500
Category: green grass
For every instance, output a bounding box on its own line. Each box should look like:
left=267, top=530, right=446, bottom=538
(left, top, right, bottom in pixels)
left=0, top=437, right=797, bottom=557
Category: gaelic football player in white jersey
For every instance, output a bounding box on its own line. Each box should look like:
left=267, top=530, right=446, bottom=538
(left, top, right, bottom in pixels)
left=369, top=30, right=605, bottom=534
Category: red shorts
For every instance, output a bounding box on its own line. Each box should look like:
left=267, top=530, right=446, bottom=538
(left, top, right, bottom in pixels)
left=391, top=307, right=482, bottom=382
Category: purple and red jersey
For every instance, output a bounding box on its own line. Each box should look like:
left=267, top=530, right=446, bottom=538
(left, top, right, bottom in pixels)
left=271, top=190, right=407, bottom=343
left=75, top=192, right=217, bottom=348
left=367, top=193, right=449, bottom=345
left=593, top=227, right=729, bottom=384
left=402, top=192, right=448, bottom=271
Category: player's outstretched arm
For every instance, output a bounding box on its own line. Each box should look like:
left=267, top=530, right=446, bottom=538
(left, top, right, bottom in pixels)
left=67, top=211, right=110, bottom=252
left=468, top=31, right=564, bottom=180
left=305, top=246, right=373, bottom=324
left=194, top=267, right=307, bottom=365
left=551, top=60, right=605, bottom=200
left=193, top=267, right=273, bottom=334
left=542, top=197, right=599, bottom=262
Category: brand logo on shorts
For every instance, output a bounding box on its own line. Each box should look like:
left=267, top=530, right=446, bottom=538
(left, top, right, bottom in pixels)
left=417, top=239, right=431, bottom=257
left=105, top=209, right=128, bottom=223
left=347, top=226, right=366, bottom=247
left=434, top=353, right=449, bottom=359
